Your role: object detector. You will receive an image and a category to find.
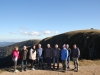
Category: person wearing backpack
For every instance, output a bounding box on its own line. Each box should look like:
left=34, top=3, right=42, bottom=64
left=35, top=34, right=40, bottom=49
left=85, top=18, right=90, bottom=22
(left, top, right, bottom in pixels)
left=66, top=44, right=71, bottom=69
left=61, top=44, right=69, bottom=72
left=45, top=44, right=53, bottom=69
left=20, top=46, right=28, bottom=72
left=72, top=44, right=80, bottom=72
left=12, top=46, right=20, bottom=73
left=37, top=44, right=44, bottom=69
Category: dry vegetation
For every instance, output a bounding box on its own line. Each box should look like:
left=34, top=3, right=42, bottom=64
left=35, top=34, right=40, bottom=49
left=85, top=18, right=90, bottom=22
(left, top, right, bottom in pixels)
left=0, top=60, right=100, bottom=75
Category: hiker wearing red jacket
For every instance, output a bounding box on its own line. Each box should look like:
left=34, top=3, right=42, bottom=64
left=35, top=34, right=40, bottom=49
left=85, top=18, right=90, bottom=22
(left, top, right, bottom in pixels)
left=12, top=46, right=20, bottom=73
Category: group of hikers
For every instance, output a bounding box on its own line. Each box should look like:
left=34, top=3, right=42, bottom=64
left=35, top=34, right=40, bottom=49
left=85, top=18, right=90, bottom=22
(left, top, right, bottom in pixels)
left=12, top=44, right=80, bottom=73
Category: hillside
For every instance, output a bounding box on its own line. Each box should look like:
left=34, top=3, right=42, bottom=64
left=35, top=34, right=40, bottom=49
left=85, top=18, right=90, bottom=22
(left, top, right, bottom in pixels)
left=0, top=40, right=40, bottom=58
left=0, top=42, right=15, bottom=47
left=0, top=29, right=100, bottom=68
left=0, top=39, right=40, bottom=68
left=39, top=29, right=100, bottom=60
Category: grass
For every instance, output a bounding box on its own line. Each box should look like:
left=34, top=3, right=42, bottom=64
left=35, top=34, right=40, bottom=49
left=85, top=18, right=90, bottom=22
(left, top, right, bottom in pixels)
left=79, top=60, right=100, bottom=66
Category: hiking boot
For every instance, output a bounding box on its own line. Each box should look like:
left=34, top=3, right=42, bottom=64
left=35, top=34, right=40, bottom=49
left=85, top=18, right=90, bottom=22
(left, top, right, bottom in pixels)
left=32, top=68, right=35, bottom=70
left=67, top=67, right=70, bottom=69
left=14, top=69, right=19, bottom=73
left=76, top=67, right=79, bottom=72
left=24, top=69, right=27, bottom=71
left=63, top=70, right=67, bottom=73
left=74, top=67, right=76, bottom=70
left=21, top=69, right=23, bottom=72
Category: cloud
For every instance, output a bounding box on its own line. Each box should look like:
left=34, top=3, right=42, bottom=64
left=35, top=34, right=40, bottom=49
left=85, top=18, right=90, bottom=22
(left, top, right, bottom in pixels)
left=10, top=32, right=16, bottom=34
left=42, top=30, right=58, bottom=35
left=19, top=31, right=40, bottom=36
left=43, top=31, right=51, bottom=34
left=19, top=30, right=58, bottom=36
left=54, top=31, right=58, bottom=34
left=28, top=31, right=40, bottom=36
left=20, top=26, right=29, bottom=30
left=19, top=30, right=23, bottom=34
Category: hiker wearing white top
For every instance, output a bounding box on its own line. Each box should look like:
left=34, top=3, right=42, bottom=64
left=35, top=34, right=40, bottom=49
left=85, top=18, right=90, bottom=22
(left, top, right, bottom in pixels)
left=29, top=45, right=36, bottom=70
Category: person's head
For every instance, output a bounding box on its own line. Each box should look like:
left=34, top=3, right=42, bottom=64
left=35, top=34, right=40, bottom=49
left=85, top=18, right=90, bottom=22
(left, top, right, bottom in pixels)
left=23, top=46, right=27, bottom=50
left=32, top=45, right=36, bottom=49
left=55, top=44, right=58, bottom=49
left=47, top=44, right=50, bottom=48
left=63, top=44, right=66, bottom=49
left=38, top=44, right=41, bottom=48
left=73, top=44, right=77, bottom=49
left=15, top=46, right=18, bottom=51
left=66, top=44, right=69, bottom=48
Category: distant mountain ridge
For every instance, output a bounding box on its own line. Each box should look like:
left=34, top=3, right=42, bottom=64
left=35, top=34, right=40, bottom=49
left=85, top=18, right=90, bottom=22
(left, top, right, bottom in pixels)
left=0, top=40, right=40, bottom=58
left=0, top=42, right=15, bottom=47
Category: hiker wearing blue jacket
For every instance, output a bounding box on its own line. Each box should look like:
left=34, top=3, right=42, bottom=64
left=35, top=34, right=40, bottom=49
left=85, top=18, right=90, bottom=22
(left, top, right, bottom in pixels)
left=61, top=44, right=69, bottom=72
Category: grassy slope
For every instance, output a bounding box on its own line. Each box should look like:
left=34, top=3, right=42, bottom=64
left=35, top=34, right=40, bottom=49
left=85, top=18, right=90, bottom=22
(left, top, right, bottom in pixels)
left=39, top=29, right=100, bottom=59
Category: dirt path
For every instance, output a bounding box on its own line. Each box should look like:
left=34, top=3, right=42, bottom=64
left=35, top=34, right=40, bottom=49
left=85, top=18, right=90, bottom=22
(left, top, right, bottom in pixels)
left=1, top=65, right=100, bottom=75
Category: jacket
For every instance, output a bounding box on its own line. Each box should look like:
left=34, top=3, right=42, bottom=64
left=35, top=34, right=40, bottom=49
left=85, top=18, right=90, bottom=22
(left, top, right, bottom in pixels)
left=37, top=48, right=43, bottom=57
left=20, top=49, right=28, bottom=60
left=72, top=48, right=80, bottom=58
left=61, top=49, right=68, bottom=60
left=52, top=48, right=60, bottom=58
left=12, top=50, right=19, bottom=61
left=67, top=48, right=71, bottom=57
left=29, top=48, right=36, bottom=60
left=45, top=47, right=53, bottom=58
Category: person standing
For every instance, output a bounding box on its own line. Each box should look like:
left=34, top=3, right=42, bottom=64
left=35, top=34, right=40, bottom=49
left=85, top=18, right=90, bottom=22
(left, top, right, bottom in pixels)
left=20, top=46, right=28, bottom=72
left=12, top=46, right=20, bottom=73
left=72, top=44, right=80, bottom=72
left=45, top=44, right=53, bottom=69
left=37, top=44, right=44, bottom=69
left=52, top=44, right=60, bottom=70
left=61, top=44, right=69, bottom=72
left=29, top=45, right=36, bottom=70
left=66, top=44, right=71, bottom=69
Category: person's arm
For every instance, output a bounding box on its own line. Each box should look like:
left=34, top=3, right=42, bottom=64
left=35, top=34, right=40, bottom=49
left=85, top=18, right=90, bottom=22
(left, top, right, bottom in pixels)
left=61, top=50, right=62, bottom=60
left=51, top=48, right=53, bottom=59
left=65, top=50, right=68, bottom=59
left=67, top=50, right=69, bottom=58
left=30, top=49, right=32, bottom=58
left=41, top=48, right=43, bottom=57
left=58, top=48, right=60, bottom=58
left=69, top=48, right=71, bottom=55
left=78, top=48, right=80, bottom=58
left=18, top=51, right=20, bottom=59
left=44, top=49, right=46, bottom=58
left=26, top=49, right=28, bottom=53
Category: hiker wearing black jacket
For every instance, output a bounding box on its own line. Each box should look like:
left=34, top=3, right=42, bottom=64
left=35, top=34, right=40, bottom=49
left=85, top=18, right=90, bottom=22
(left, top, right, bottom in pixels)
left=52, top=44, right=60, bottom=70
left=45, top=44, right=53, bottom=69
left=72, top=44, right=80, bottom=72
